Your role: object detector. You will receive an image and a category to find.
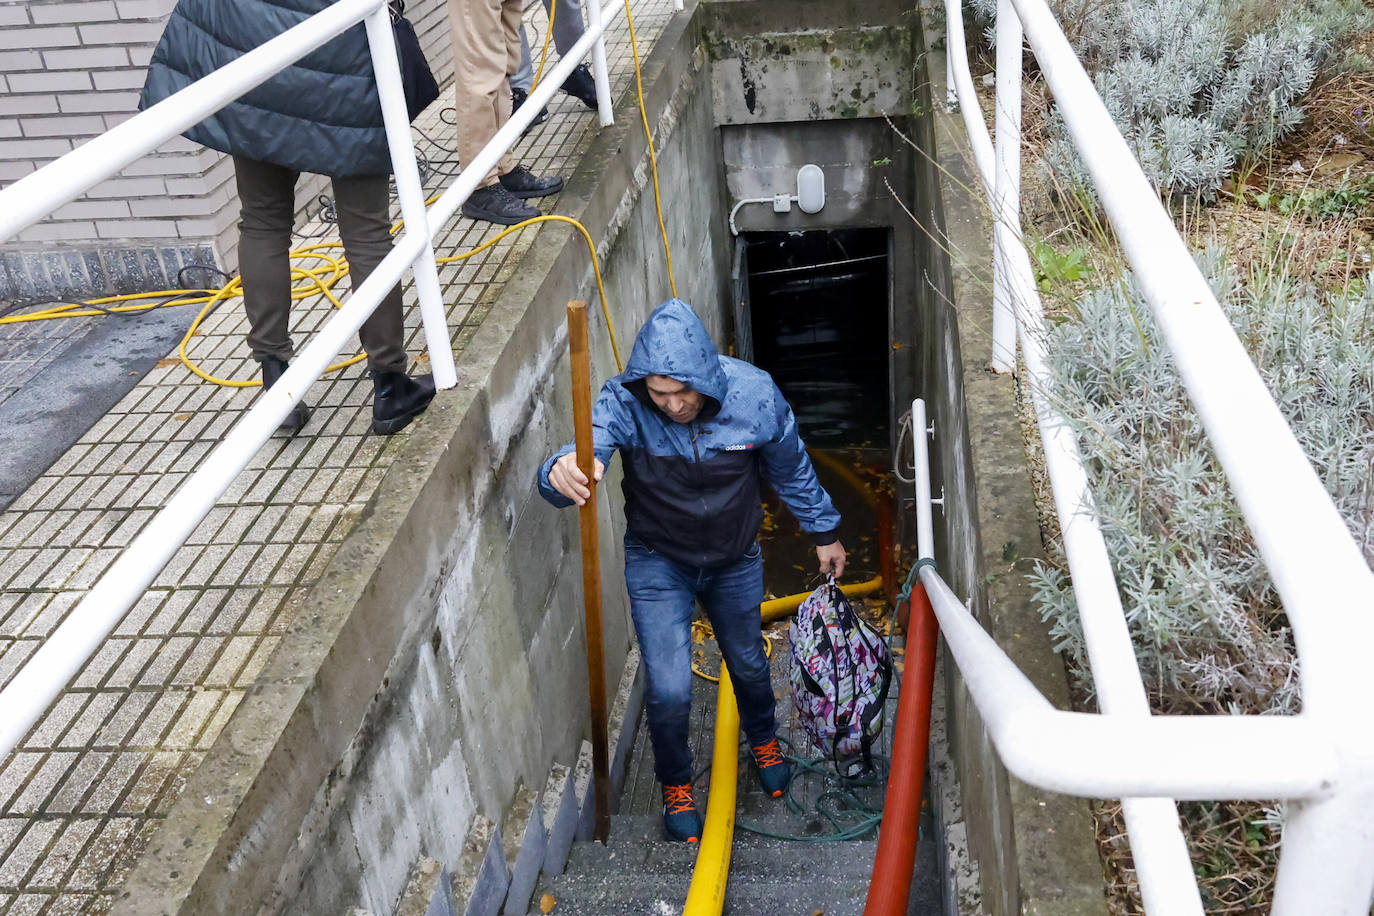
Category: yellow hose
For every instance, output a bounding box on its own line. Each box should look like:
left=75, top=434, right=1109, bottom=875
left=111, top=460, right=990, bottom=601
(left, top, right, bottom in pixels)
left=682, top=573, right=884, bottom=915
left=5, top=210, right=626, bottom=387
left=682, top=666, right=740, bottom=916
left=761, top=574, right=884, bottom=624
left=808, top=448, right=878, bottom=508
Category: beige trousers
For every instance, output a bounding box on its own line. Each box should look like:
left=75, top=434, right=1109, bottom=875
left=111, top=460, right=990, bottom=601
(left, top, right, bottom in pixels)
left=449, top=0, right=522, bottom=187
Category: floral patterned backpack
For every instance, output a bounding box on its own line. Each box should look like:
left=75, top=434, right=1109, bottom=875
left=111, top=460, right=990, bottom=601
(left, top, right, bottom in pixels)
left=788, top=578, right=892, bottom=775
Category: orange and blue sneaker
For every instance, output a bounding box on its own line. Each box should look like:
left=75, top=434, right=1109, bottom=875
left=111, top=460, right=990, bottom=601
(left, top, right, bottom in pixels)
left=751, top=737, right=791, bottom=798
left=661, top=783, right=703, bottom=842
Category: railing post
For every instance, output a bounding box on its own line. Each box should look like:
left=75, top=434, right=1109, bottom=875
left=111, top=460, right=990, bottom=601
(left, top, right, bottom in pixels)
left=911, top=400, right=935, bottom=561
left=364, top=5, right=458, bottom=390
left=989, top=0, right=1021, bottom=373
left=1274, top=787, right=1374, bottom=914
left=945, top=49, right=957, bottom=110
left=586, top=0, right=615, bottom=127
left=943, top=0, right=994, bottom=188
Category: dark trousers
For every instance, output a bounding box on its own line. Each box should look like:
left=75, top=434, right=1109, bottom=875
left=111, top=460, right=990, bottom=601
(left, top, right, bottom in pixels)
left=233, top=155, right=408, bottom=373
left=623, top=534, right=776, bottom=786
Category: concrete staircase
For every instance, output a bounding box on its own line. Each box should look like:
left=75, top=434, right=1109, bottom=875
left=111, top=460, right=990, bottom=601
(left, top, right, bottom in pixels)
left=527, top=813, right=881, bottom=915
left=516, top=623, right=945, bottom=916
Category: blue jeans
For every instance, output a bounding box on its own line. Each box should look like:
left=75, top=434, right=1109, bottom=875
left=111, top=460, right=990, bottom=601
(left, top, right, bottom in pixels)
left=624, top=534, right=776, bottom=786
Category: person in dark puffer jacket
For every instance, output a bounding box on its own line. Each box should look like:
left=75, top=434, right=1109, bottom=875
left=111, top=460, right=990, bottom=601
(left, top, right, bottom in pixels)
left=538, top=299, right=846, bottom=841
left=140, top=0, right=435, bottom=436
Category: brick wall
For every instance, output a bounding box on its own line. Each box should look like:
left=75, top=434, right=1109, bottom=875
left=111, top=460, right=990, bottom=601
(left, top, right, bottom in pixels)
left=0, top=0, right=453, bottom=302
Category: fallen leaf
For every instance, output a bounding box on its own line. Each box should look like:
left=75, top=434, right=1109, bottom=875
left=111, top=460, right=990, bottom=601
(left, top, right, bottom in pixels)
left=174, top=413, right=192, bottom=421
left=540, top=893, right=556, bottom=913
left=155, top=358, right=179, bottom=369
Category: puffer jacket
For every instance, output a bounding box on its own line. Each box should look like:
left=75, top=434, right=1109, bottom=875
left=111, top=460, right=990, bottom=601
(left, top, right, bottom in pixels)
left=538, top=298, right=841, bottom=568
left=139, top=0, right=392, bottom=176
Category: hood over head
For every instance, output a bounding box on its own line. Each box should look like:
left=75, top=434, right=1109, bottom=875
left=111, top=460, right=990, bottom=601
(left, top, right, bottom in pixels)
left=622, top=299, right=728, bottom=420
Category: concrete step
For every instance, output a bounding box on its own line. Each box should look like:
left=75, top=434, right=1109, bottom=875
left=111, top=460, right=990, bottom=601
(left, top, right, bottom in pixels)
left=529, top=872, right=689, bottom=916
left=568, top=835, right=878, bottom=881
left=528, top=872, right=871, bottom=916
left=722, top=877, right=869, bottom=916
left=593, top=812, right=875, bottom=849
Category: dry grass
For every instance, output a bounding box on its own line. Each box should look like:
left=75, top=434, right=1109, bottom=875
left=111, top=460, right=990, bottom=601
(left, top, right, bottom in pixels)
left=1091, top=799, right=1282, bottom=916
left=1200, top=38, right=1374, bottom=288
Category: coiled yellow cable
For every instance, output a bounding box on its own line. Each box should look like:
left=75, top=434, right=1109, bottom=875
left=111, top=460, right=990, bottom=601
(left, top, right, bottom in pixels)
left=2, top=0, right=680, bottom=386
left=437, top=213, right=624, bottom=371
left=2, top=212, right=624, bottom=387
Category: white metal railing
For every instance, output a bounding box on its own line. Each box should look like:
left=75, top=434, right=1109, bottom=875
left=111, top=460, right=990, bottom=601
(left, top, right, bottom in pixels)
left=939, top=0, right=1374, bottom=909
left=0, top=0, right=638, bottom=758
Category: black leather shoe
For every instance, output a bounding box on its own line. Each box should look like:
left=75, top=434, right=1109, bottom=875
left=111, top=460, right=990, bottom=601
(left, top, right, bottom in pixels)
left=371, top=370, right=435, bottom=435
left=511, top=86, right=547, bottom=134
left=259, top=356, right=311, bottom=436
left=462, top=184, right=540, bottom=225
left=561, top=64, right=598, bottom=109
left=499, top=164, right=564, bottom=199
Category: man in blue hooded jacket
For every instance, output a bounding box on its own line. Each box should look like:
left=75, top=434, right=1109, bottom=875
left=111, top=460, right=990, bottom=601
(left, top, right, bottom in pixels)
left=538, top=299, right=845, bottom=842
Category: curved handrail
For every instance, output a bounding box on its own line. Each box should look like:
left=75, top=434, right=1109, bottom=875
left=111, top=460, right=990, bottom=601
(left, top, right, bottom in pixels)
left=919, top=564, right=1337, bottom=799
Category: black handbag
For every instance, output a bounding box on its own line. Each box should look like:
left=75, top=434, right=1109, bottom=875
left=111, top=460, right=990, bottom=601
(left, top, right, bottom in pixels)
left=388, top=0, right=440, bottom=121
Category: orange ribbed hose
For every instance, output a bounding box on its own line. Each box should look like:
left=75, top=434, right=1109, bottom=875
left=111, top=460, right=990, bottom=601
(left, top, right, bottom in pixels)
left=863, top=581, right=939, bottom=915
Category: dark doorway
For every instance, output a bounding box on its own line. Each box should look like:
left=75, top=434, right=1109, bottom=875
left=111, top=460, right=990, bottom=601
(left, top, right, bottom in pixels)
left=743, top=228, right=890, bottom=449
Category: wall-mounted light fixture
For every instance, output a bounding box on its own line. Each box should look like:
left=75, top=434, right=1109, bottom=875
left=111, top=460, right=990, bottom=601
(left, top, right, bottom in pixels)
left=729, top=164, right=827, bottom=235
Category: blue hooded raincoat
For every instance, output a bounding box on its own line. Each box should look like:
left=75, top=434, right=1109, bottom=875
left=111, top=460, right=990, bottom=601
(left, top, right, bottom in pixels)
left=538, top=299, right=841, bottom=568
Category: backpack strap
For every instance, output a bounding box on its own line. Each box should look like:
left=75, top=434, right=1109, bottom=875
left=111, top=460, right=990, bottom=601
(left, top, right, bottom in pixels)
left=829, top=586, right=876, bottom=778
left=848, top=597, right=894, bottom=778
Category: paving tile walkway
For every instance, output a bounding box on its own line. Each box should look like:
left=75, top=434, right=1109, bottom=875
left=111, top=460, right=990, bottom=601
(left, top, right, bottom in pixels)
left=0, top=2, right=673, bottom=912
